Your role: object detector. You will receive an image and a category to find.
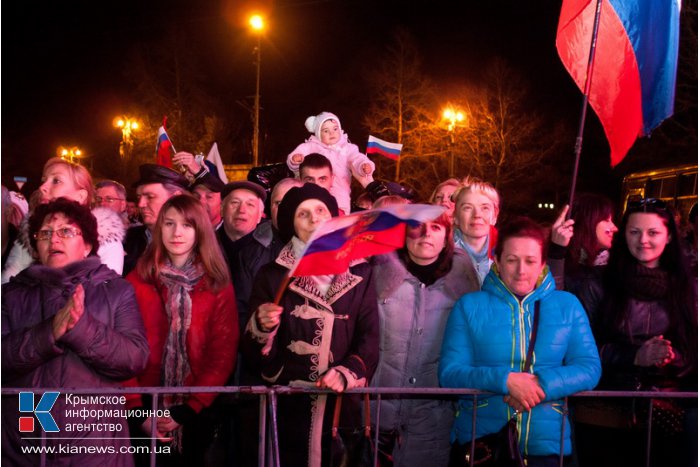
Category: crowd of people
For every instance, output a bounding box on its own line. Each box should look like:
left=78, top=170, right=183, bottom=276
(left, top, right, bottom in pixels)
left=1, top=111, right=697, bottom=467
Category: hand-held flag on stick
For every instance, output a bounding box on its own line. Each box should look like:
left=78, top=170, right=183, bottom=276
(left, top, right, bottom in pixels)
left=556, top=0, right=680, bottom=167
left=206, top=142, right=229, bottom=183
left=291, top=204, right=445, bottom=277
left=366, top=135, right=403, bottom=161
left=155, top=118, right=177, bottom=168
left=272, top=203, right=445, bottom=303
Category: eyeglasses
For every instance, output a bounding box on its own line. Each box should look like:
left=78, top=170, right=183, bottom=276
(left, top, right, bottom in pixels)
left=627, top=198, right=667, bottom=212
left=33, top=227, right=83, bottom=241
left=95, top=196, right=125, bottom=204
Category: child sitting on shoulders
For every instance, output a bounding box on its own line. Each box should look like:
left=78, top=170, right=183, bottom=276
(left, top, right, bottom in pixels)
left=288, top=111, right=375, bottom=214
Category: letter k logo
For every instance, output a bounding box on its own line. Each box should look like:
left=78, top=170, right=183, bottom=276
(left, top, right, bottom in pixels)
left=19, top=392, right=60, bottom=432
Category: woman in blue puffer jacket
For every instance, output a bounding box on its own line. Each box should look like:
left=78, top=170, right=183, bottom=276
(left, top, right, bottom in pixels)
left=439, top=217, right=601, bottom=466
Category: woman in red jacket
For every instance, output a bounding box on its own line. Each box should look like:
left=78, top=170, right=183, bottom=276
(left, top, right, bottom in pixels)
left=127, top=194, right=238, bottom=465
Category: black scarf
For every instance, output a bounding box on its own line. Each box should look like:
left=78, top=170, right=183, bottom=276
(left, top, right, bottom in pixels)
left=622, top=263, right=670, bottom=301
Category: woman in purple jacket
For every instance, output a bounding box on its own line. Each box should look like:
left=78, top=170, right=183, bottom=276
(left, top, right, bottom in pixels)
left=2, top=198, right=149, bottom=466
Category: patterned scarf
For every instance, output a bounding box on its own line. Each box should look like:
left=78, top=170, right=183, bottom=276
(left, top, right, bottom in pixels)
left=158, top=257, right=205, bottom=451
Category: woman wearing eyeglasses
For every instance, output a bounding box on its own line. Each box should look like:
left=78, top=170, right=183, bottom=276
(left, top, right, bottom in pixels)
left=582, top=198, right=697, bottom=467
left=2, top=158, right=125, bottom=284
left=1, top=198, right=149, bottom=466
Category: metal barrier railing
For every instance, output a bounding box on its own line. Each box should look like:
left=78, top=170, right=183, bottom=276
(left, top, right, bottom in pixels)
left=2, top=386, right=696, bottom=467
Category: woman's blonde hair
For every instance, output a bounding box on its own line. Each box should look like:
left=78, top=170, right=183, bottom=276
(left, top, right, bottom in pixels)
left=453, top=176, right=500, bottom=215
left=137, top=194, right=231, bottom=291
left=429, top=178, right=462, bottom=204
left=43, top=157, right=95, bottom=206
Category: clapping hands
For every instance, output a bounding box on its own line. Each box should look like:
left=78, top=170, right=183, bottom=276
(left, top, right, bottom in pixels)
left=52, top=284, right=85, bottom=340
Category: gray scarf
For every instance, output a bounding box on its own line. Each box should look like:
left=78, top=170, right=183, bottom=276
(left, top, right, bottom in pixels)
left=158, top=257, right=204, bottom=451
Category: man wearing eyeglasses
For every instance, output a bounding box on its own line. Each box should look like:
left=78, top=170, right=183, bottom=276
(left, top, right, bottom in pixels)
left=95, top=180, right=127, bottom=220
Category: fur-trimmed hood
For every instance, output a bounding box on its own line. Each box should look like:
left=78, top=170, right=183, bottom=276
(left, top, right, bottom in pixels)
left=373, top=248, right=479, bottom=301
left=17, top=206, right=126, bottom=254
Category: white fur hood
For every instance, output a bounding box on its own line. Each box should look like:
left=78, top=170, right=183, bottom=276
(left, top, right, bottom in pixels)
left=18, top=206, right=126, bottom=253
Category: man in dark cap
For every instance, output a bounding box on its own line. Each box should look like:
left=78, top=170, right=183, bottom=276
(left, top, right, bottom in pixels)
left=225, top=178, right=303, bottom=337
left=217, top=181, right=266, bottom=324
left=122, top=164, right=189, bottom=276
left=218, top=181, right=266, bottom=245
left=191, top=175, right=226, bottom=231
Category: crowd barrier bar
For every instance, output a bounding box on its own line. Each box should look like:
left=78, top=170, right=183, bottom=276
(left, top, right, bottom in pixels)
left=2, top=386, right=696, bottom=467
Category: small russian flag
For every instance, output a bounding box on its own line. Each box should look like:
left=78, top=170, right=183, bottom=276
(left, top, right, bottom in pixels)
left=367, top=135, right=403, bottom=161
left=289, top=203, right=445, bottom=277
left=156, top=126, right=174, bottom=168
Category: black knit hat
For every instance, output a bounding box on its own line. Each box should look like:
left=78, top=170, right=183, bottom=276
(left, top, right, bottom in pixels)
left=277, top=183, right=339, bottom=243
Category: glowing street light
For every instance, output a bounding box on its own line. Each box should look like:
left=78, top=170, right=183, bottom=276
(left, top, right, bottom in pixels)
left=113, top=116, right=139, bottom=158
left=443, top=108, right=465, bottom=132
left=58, top=146, right=84, bottom=164
left=442, top=106, right=466, bottom=177
left=249, top=14, right=265, bottom=31
left=249, top=13, right=265, bottom=167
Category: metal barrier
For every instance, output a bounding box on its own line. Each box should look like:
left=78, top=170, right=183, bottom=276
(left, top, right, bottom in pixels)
left=2, top=386, right=696, bottom=467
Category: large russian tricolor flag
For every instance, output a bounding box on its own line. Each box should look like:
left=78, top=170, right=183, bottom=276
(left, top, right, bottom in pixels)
left=366, top=135, right=403, bottom=161
left=556, top=0, right=681, bottom=166
left=156, top=126, right=174, bottom=168
left=290, top=204, right=445, bottom=277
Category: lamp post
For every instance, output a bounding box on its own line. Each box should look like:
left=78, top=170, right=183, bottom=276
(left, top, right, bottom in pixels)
left=442, top=107, right=465, bottom=178
left=249, top=14, right=265, bottom=167
left=58, top=146, right=84, bottom=164
left=114, top=116, right=139, bottom=159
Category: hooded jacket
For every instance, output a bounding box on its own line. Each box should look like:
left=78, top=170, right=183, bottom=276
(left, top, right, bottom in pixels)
left=2, top=257, right=148, bottom=466
left=2, top=206, right=126, bottom=283
left=439, top=267, right=601, bottom=457
left=287, top=133, right=375, bottom=214
left=371, top=249, right=479, bottom=467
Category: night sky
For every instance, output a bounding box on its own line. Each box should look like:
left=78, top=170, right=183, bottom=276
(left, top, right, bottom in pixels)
left=2, top=0, right=696, bottom=199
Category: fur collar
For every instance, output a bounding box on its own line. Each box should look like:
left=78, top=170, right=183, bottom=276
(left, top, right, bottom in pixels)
left=373, top=249, right=478, bottom=300
left=274, top=241, right=364, bottom=310
left=18, top=206, right=126, bottom=254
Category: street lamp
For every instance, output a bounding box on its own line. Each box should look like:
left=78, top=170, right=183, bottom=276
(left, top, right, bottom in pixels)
left=249, top=13, right=265, bottom=167
left=57, top=146, right=84, bottom=164
left=442, top=107, right=465, bottom=177
left=113, top=116, right=139, bottom=158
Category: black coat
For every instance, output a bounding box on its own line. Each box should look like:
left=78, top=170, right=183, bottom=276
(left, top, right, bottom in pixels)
left=122, top=224, right=149, bottom=277
left=241, top=240, right=379, bottom=466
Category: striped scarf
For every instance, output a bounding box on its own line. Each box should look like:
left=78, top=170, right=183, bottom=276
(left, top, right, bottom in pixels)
left=158, top=258, right=204, bottom=451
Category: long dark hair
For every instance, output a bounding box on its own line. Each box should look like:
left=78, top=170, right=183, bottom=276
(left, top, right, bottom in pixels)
left=136, top=194, right=230, bottom=291
left=603, top=199, right=697, bottom=371
left=567, top=193, right=615, bottom=268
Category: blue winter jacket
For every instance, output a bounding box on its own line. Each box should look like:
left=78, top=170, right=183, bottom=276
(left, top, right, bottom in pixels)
left=438, top=266, right=601, bottom=457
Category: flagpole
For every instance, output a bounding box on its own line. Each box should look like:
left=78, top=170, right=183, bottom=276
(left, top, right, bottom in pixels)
left=273, top=273, right=292, bottom=305
left=566, top=0, right=604, bottom=217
